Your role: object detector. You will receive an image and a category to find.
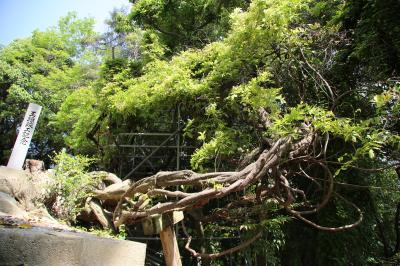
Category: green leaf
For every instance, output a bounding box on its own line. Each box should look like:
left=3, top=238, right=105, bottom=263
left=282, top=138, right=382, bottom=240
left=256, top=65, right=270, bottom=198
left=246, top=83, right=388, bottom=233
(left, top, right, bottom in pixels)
left=368, top=149, right=375, bottom=159
left=198, top=131, right=206, bottom=141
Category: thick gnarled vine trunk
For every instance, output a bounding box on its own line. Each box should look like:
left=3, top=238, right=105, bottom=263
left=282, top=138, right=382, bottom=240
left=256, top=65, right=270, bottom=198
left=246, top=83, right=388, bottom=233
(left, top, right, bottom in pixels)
left=84, top=116, right=364, bottom=258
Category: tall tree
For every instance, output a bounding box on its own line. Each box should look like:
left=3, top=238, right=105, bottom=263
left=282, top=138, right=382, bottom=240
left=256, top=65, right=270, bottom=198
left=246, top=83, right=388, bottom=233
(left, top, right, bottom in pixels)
left=129, top=0, right=250, bottom=53
left=0, top=12, right=98, bottom=164
left=52, top=0, right=400, bottom=264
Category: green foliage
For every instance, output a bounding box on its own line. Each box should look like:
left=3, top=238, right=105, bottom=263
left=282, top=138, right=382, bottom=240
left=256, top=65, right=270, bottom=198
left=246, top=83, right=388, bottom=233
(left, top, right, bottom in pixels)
left=57, top=12, right=97, bottom=56
left=130, top=0, right=249, bottom=52
left=190, top=128, right=246, bottom=171
left=73, top=224, right=127, bottom=240
left=0, top=13, right=98, bottom=164
left=4, top=0, right=399, bottom=264
left=50, top=149, right=100, bottom=222
left=101, top=58, right=128, bottom=81
left=73, top=225, right=126, bottom=240
left=54, top=87, right=102, bottom=153
left=338, top=0, right=400, bottom=79
left=203, top=199, right=291, bottom=265
left=99, top=0, right=311, bottom=171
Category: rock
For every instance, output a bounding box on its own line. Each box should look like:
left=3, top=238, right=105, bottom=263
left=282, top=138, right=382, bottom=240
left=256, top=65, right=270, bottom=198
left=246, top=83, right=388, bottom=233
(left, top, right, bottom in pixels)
left=25, top=159, right=45, bottom=173
left=0, top=192, right=28, bottom=218
left=0, top=166, right=147, bottom=265
left=0, top=226, right=147, bottom=266
left=0, top=166, right=53, bottom=211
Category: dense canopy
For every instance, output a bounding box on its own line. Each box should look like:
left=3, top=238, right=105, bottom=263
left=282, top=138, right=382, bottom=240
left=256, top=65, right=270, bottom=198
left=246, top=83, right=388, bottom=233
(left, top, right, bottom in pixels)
left=1, top=0, right=400, bottom=265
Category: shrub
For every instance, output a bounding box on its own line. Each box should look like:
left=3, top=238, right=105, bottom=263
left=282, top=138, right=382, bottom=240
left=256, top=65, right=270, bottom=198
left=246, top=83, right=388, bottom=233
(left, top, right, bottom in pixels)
left=50, top=149, right=101, bottom=222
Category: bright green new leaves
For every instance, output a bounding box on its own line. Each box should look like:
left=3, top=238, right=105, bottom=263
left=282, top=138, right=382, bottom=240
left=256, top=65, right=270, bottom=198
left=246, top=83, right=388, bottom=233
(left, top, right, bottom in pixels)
left=268, top=104, right=396, bottom=174
left=112, top=53, right=207, bottom=118
left=57, top=12, right=97, bottom=57
left=4, top=0, right=397, bottom=264
left=105, top=0, right=310, bottom=170
left=56, top=0, right=399, bottom=175
left=54, top=87, right=101, bottom=153
left=50, top=149, right=100, bottom=222
left=228, top=72, right=284, bottom=112
left=0, top=13, right=97, bottom=163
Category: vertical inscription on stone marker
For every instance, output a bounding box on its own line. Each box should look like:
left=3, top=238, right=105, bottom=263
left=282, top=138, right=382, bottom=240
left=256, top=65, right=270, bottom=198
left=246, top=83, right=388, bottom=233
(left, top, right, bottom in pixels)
left=20, top=111, right=37, bottom=146
left=7, top=103, right=42, bottom=170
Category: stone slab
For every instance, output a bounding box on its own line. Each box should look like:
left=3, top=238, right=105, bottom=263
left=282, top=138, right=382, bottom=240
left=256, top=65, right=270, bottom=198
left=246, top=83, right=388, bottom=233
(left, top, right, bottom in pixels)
left=0, top=226, right=146, bottom=266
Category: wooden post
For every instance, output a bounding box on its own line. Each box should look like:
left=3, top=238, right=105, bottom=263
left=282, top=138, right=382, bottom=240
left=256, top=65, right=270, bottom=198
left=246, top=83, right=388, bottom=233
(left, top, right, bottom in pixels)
left=160, top=225, right=182, bottom=266
left=142, top=211, right=183, bottom=266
